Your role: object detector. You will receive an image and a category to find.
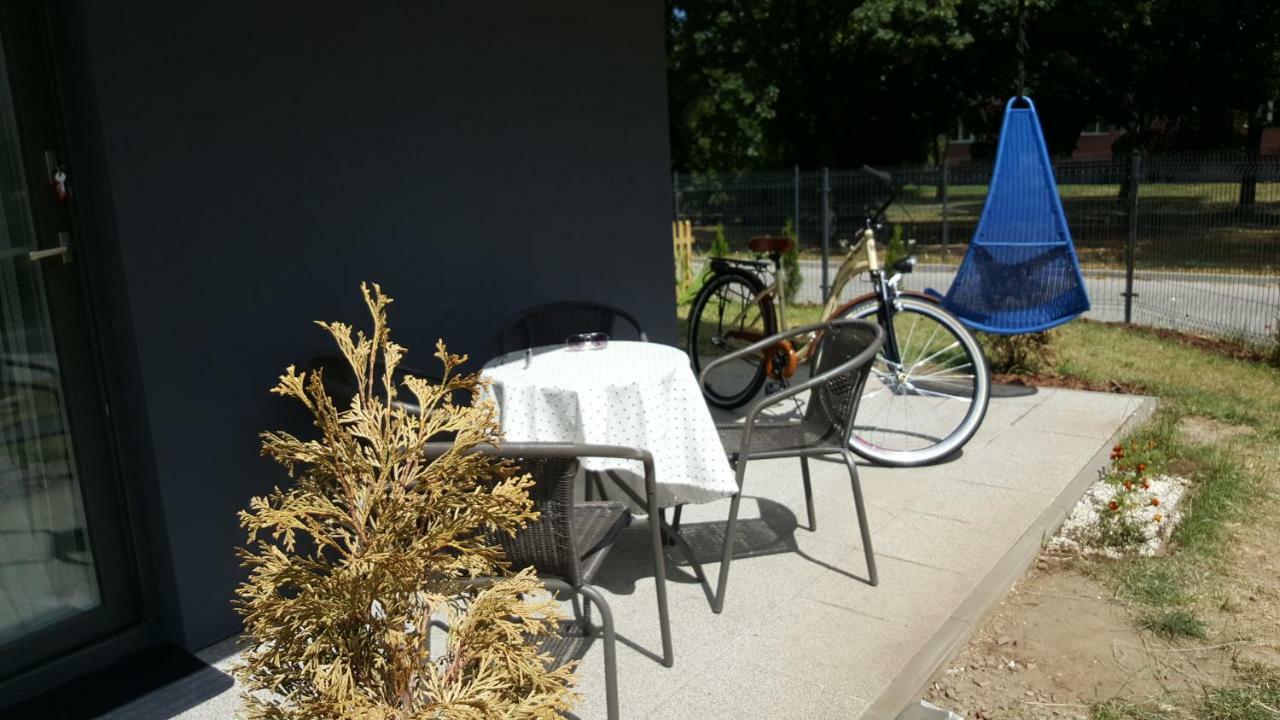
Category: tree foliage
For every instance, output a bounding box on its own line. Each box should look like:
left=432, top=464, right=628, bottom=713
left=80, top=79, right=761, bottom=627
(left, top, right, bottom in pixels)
left=235, top=284, right=576, bottom=719
left=667, top=0, right=1280, bottom=171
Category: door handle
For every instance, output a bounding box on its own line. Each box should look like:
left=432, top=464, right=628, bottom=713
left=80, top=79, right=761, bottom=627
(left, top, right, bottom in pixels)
left=28, top=232, right=72, bottom=264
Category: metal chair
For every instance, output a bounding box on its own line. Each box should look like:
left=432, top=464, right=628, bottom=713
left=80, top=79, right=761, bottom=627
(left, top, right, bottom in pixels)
left=497, top=301, right=648, bottom=354
left=698, top=318, right=885, bottom=613
left=423, top=442, right=673, bottom=720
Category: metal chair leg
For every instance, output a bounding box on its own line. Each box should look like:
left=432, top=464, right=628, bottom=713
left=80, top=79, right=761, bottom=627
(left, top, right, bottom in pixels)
left=712, top=455, right=750, bottom=614
left=647, top=492, right=674, bottom=667
left=569, top=592, right=588, bottom=637
left=842, top=448, right=878, bottom=586
left=578, top=585, right=619, bottom=720
left=800, top=456, right=816, bottom=531
left=711, top=491, right=743, bottom=614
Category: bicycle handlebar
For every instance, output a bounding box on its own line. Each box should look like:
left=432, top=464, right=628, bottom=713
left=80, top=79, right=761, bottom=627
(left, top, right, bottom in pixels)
left=859, top=165, right=898, bottom=226
left=860, top=164, right=894, bottom=186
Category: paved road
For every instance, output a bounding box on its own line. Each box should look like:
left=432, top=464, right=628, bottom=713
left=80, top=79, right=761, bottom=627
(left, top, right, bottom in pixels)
left=696, top=258, right=1280, bottom=340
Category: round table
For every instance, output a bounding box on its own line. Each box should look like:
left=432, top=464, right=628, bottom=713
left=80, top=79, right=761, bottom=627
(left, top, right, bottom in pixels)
left=482, top=341, right=737, bottom=508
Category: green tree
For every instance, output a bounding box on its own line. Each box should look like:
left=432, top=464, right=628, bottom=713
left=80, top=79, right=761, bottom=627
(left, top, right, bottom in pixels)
left=667, top=0, right=1280, bottom=175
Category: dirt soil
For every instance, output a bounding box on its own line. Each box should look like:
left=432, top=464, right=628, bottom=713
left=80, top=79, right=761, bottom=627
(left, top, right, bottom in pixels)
left=991, top=374, right=1146, bottom=395
left=924, top=565, right=1229, bottom=719
left=1176, top=416, right=1255, bottom=446
left=1086, top=320, right=1276, bottom=365
left=923, top=553, right=1280, bottom=718
left=919, top=419, right=1280, bottom=718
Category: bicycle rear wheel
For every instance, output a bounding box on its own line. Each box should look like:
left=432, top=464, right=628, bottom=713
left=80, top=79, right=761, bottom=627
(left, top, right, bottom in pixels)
left=835, top=297, right=990, bottom=466
left=687, top=269, right=776, bottom=409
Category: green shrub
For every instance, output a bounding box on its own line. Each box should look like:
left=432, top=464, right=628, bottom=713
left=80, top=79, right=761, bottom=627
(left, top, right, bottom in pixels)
left=781, top=218, right=802, bottom=304
left=708, top=223, right=731, bottom=257
left=978, top=330, right=1059, bottom=374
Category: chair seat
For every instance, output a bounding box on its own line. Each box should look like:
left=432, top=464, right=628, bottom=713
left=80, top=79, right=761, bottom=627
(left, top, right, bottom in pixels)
left=716, top=422, right=840, bottom=461
left=575, top=502, right=631, bottom=584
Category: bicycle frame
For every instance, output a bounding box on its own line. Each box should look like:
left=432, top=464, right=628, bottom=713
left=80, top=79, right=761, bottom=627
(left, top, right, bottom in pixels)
left=723, top=228, right=884, bottom=366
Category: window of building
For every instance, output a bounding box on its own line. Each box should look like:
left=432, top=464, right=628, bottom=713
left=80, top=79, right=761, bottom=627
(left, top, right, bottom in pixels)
left=950, top=119, right=974, bottom=144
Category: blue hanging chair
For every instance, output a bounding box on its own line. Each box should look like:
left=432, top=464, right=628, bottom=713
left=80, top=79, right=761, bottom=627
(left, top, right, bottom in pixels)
left=940, top=96, right=1090, bottom=335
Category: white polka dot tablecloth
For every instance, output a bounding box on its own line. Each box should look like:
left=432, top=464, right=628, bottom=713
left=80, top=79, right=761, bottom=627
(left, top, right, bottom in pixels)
left=482, top=341, right=737, bottom=508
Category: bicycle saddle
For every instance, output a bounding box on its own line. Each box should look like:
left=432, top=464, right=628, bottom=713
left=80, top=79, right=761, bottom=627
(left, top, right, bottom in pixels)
left=748, top=236, right=794, bottom=254
left=891, top=256, right=916, bottom=274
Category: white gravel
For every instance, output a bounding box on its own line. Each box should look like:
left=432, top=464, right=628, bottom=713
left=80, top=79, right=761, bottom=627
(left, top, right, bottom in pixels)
left=1049, top=473, right=1190, bottom=558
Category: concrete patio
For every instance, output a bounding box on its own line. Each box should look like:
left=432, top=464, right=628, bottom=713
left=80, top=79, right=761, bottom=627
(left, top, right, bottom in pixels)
left=100, top=387, right=1151, bottom=720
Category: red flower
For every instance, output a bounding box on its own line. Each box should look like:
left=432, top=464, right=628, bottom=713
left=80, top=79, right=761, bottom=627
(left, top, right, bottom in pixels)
left=1142, top=479, right=1151, bottom=490
left=1137, top=463, right=1146, bottom=473
left=1108, top=500, right=1120, bottom=511
left=1150, top=497, right=1160, bottom=507
left=1123, top=481, right=1133, bottom=490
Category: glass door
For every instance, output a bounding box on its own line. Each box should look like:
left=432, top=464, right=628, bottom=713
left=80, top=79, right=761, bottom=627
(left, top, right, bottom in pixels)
left=0, top=1, right=140, bottom=680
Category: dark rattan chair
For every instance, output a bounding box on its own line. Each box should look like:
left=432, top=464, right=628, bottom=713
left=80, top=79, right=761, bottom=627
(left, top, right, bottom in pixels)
left=497, top=301, right=648, bottom=355
left=304, top=352, right=440, bottom=415
left=698, top=318, right=885, bottom=613
left=422, top=442, right=672, bottom=720
left=496, top=301, right=649, bottom=504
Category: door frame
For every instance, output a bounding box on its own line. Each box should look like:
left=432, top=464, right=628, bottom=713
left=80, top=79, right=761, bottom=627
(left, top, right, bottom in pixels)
left=0, top=0, right=176, bottom=705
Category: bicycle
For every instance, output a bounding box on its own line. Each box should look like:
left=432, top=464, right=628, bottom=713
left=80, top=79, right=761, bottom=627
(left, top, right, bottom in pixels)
left=686, top=166, right=990, bottom=467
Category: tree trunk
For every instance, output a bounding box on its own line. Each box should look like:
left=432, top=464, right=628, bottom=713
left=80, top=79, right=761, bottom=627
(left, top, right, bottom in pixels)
left=1239, top=113, right=1265, bottom=209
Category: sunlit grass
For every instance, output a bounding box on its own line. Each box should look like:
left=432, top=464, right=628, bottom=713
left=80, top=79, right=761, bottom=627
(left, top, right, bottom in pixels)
left=1138, top=608, right=1209, bottom=639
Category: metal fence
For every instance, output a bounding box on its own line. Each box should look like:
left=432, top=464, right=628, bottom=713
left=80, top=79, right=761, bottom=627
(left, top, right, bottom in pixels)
left=673, top=151, right=1280, bottom=342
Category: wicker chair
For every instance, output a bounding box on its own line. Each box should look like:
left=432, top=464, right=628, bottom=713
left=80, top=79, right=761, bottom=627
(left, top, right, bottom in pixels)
left=496, top=301, right=649, bottom=504
left=698, top=318, right=885, bottom=613
left=422, top=442, right=673, bottom=720
left=497, top=301, right=647, bottom=354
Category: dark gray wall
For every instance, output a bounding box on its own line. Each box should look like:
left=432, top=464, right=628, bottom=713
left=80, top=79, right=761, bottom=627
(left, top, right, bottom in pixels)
left=70, top=2, right=674, bottom=649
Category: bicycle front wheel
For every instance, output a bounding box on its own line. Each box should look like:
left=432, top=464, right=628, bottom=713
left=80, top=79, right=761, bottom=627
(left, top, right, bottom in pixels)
left=688, top=269, right=776, bottom=409
left=836, top=297, right=990, bottom=466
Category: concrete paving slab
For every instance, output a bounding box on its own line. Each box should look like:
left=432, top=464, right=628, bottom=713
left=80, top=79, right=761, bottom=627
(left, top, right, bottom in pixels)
left=648, top=650, right=868, bottom=718
left=99, top=387, right=1152, bottom=720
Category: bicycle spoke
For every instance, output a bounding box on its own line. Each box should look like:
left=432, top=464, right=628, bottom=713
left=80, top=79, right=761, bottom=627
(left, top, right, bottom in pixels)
left=911, top=363, right=974, bottom=380
left=907, top=340, right=961, bottom=374
left=909, top=385, right=974, bottom=402
left=843, top=296, right=989, bottom=464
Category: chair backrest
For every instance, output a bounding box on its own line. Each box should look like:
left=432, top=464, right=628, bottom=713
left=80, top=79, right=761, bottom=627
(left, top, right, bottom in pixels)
left=492, top=455, right=584, bottom=585
left=802, top=320, right=883, bottom=445
left=303, top=352, right=440, bottom=412
left=498, top=301, right=647, bottom=354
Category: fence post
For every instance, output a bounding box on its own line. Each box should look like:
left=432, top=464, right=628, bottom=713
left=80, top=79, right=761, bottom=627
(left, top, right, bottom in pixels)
left=672, top=171, right=681, bottom=219
left=820, top=167, right=831, bottom=302
left=1123, top=152, right=1141, bottom=324
left=793, top=164, right=801, bottom=248
left=940, top=160, right=950, bottom=260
